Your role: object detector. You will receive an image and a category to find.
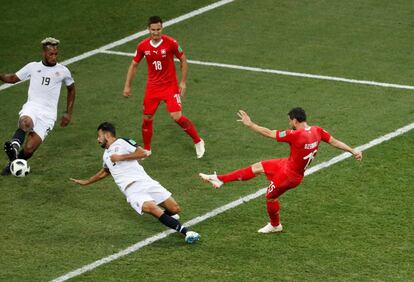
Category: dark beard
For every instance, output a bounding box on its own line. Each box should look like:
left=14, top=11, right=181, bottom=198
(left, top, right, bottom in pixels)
left=100, top=139, right=107, bottom=148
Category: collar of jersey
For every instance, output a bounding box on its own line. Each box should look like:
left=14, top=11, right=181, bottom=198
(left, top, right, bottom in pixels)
left=150, top=39, right=163, bottom=48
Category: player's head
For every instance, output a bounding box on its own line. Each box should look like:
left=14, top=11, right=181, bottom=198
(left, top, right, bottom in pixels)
left=41, top=37, right=60, bottom=66
left=97, top=122, right=116, bottom=149
left=147, top=16, right=163, bottom=41
left=288, top=107, right=307, bottom=129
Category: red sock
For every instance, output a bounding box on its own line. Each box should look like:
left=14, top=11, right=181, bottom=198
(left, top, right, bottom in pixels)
left=218, top=166, right=256, bottom=183
left=266, top=200, right=280, bottom=227
left=175, top=115, right=201, bottom=144
left=142, top=119, right=153, bottom=150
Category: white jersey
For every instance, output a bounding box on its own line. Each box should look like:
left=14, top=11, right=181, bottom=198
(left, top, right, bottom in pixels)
left=102, top=138, right=159, bottom=192
left=16, top=61, right=74, bottom=120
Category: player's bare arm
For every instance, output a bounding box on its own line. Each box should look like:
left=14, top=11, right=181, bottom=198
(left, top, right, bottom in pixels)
left=178, top=54, right=188, bottom=97
left=328, top=136, right=362, bottom=161
left=0, top=73, right=20, bottom=84
left=110, top=146, right=150, bottom=162
left=123, top=60, right=139, bottom=97
left=61, top=83, right=76, bottom=127
left=70, top=168, right=110, bottom=186
left=237, top=110, right=276, bottom=138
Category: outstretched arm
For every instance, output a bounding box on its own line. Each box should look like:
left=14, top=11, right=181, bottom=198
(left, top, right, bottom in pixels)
left=123, top=60, right=138, bottom=97
left=0, top=73, right=20, bottom=84
left=110, top=146, right=150, bottom=162
left=70, top=168, right=110, bottom=186
left=61, top=83, right=76, bottom=127
left=237, top=110, right=276, bottom=138
left=328, top=136, right=362, bottom=161
left=178, top=54, right=188, bottom=97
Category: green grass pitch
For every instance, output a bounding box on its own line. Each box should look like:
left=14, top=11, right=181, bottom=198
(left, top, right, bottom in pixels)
left=0, top=0, right=413, bottom=281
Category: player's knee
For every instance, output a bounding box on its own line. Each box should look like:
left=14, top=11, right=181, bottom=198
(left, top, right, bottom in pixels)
left=169, top=204, right=181, bottom=214
left=19, top=118, right=33, bottom=132
left=170, top=112, right=182, bottom=121
left=142, top=201, right=159, bottom=215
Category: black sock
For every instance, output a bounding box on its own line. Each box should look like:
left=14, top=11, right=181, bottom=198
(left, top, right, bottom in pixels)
left=158, top=213, right=188, bottom=235
left=12, top=129, right=26, bottom=146
left=18, top=150, right=33, bottom=160
left=164, top=210, right=176, bottom=216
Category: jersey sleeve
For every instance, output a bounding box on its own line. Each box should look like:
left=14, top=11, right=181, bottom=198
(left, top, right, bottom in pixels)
left=317, top=126, right=331, bottom=142
left=15, top=63, right=33, bottom=81
left=63, top=67, right=75, bottom=86
left=276, top=129, right=294, bottom=143
left=171, top=38, right=184, bottom=59
left=133, top=44, right=144, bottom=63
left=121, top=138, right=138, bottom=153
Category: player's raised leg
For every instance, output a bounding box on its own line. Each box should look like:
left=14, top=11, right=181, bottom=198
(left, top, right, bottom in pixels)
left=199, top=162, right=264, bottom=188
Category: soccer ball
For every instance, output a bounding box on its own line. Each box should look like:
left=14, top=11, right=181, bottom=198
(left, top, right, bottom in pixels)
left=10, top=159, right=30, bottom=177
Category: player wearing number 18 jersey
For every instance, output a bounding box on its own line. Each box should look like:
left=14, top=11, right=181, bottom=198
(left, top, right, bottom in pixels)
left=200, top=108, right=362, bottom=233
left=123, top=16, right=205, bottom=159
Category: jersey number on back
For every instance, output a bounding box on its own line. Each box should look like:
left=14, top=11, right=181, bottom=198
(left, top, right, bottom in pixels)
left=303, top=149, right=318, bottom=170
left=152, top=61, right=162, bottom=70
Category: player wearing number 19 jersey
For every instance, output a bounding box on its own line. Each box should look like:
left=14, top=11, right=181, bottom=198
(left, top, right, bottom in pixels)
left=123, top=16, right=205, bottom=159
left=200, top=108, right=362, bottom=233
left=0, top=37, right=76, bottom=175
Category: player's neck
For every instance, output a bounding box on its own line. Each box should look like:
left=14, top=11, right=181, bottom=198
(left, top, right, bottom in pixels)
left=295, top=122, right=309, bottom=130
left=106, top=137, right=117, bottom=148
left=42, top=60, right=57, bottom=67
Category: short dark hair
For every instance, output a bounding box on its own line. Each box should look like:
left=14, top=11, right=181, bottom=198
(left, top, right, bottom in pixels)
left=97, top=122, right=116, bottom=136
left=288, top=107, right=307, bottom=122
left=148, top=16, right=162, bottom=26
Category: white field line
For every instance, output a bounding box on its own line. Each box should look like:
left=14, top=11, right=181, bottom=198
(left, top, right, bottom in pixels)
left=100, top=50, right=414, bottom=90
left=0, top=0, right=234, bottom=92
left=50, top=121, right=414, bottom=282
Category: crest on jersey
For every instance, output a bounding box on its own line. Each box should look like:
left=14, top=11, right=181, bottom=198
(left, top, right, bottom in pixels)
left=161, top=49, right=166, bottom=55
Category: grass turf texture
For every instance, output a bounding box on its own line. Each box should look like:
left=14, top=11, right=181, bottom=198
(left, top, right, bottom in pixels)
left=1, top=0, right=413, bottom=281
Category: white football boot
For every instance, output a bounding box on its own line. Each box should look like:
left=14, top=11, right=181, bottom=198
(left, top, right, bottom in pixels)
left=199, top=172, right=223, bottom=188
left=185, top=231, right=201, bottom=244
left=257, top=223, right=283, bottom=233
left=195, top=139, right=205, bottom=159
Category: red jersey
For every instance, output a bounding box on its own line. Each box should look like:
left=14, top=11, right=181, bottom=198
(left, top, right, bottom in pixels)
left=275, top=126, right=331, bottom=175
left=133, top=35, right=184, bottom=90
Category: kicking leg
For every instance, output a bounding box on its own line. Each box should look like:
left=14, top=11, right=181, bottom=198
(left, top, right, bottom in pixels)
left=199, top=161, right=264, bottom=188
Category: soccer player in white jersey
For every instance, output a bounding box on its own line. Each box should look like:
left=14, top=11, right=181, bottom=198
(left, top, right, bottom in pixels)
left=70, top=122, right=201, bottom=244
left=0, top=37, right=76, bottom=175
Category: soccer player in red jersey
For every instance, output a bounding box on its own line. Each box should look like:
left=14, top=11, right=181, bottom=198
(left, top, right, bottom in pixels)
left=200, top=108, right=362, bottom=233
left=123, top=16, right=205, bottom=159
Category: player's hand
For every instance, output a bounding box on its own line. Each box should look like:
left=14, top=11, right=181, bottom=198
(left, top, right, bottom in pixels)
left=179, top=81, right=186, bottom=97
left=353, top=150, right=363, bottom=161
left=110, top=154, right=123, bottom=162
left=123, top=87, right=132, bottom=97
left=60, top=112, right=71, bottom=127
left=237, top=110, right=253, bottom=126
left=70, top=178, right=89, bottom=185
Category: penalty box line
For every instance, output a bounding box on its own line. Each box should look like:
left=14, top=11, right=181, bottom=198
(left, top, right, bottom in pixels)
left=50, top=122, right=414, bottom=282
left=100, top=50, right=414, bottom=91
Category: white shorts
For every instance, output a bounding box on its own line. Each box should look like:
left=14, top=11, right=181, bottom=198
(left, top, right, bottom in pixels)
left=19, top=103, right=55, bottom=141
left=124, top=181, right=172, bottom=215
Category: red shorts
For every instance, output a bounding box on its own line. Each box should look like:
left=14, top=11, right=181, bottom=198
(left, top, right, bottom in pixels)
left=261, top=159, right=303, bottom=199
left=143, top=84, right=181, bottom=115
